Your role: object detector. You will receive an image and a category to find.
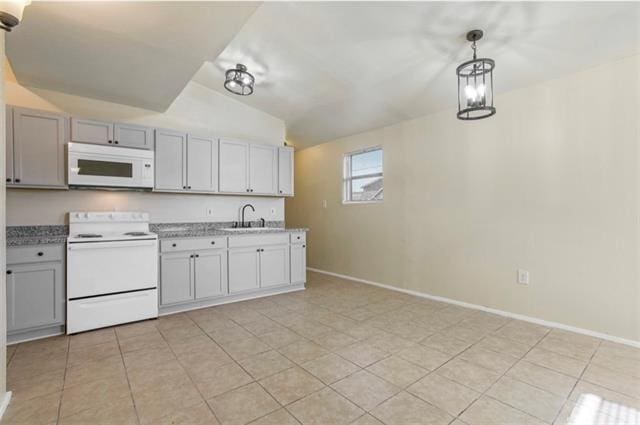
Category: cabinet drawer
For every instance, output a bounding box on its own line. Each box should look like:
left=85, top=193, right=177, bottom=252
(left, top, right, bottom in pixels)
left=290, top=233, right=306, bottom=244
left=161, top=237, right=227, bottom=253
left=228, top=234, right=289, bottom=248
left=7, top=245, right=64, bottom=265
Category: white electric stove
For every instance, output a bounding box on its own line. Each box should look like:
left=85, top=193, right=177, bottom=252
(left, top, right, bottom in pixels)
left=66, top=211, right=158, bottom=334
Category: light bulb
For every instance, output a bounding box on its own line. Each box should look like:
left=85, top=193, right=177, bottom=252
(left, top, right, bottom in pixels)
left=476, top=84, right=485, bottom=98
left=464, top=85, right=477, bottom=101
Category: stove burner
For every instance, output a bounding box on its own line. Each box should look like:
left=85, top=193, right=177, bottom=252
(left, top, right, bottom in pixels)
left=77, top=233, right=102, bottom=238
left=124, top=232, right=148, bottom=236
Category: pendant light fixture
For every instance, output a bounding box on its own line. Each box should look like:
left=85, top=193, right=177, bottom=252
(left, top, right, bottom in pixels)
left=456, top=30, right=495, bottom=120
left=224, top=64, right=255, bottom=96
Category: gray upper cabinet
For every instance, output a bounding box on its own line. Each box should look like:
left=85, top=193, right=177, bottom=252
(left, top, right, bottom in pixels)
left=249, top=144, right=277, bottom=195
left=186, top=135, right=218, bottom=192
left=6, top=106, right=13, bottom=184
left=8, top=106, right=66, bottom=188
left=71, top=117, right=151, bottom=149
left=154, top=129, right=187, bottom=191
left=219, top=139, right=250, bottom=193
left=114, top=123, right=153, bottom=149
left=160, top=251, right=193, bottom=306
left=154, top=131, right=218, bottom=193
left=70, top=117, right=113, bottom=145
left=278, top=146, right=294, bottom=196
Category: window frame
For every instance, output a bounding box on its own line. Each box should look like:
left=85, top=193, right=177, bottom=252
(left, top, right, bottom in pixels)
left=342, top=146, right=384, bottom=204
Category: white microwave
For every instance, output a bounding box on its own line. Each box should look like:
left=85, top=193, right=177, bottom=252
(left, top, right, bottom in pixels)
left=68, top=143, right=154, bottom=189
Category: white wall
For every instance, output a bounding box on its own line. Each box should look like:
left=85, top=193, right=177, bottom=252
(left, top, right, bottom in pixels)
left=0, top=31, right=8, bottom=400
left=287, top=55, right=640, bottom=342
left=5, top=60, right=286, bottom=225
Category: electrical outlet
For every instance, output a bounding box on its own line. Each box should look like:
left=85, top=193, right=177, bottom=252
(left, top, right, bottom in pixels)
left=270, top=207, right=276, bottom=216
left=322, top=200, right=327, bottom=209
left=206, top=207, right=214, bottom=217
left=517, top=269, right=530, bottom=285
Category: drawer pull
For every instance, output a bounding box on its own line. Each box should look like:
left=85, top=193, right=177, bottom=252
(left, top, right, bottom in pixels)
left=108, top=140, right=113, bottom=144
left=195, top=254, right=200, bottom=258
left=302, top=245, right=306, bottom=248
left=172, top=243, right=177, bottom=247
left=114, top=141, right=119, bottom=144
left=211, top=241, right=215, bottom=245
left=14, top=179, right=20, bottom=183
left=37, top=252, right=44, bottom=256
left=6, top=270, right=11, bottom=275
left=5, top=178, right=10, bottom=182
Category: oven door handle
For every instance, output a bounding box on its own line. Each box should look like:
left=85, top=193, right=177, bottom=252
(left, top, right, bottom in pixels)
left=68, top=239, right=157, bottom=250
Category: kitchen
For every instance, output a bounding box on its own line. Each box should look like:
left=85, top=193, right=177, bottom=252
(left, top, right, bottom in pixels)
left=1, top=2, right=639, bottom=425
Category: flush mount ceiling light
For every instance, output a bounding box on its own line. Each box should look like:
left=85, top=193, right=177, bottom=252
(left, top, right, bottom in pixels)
left=224, top=63, right=255, bottom=96
left=456, top=29, right=496, bottom=120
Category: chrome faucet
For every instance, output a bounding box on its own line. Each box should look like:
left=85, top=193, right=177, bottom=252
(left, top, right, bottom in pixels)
left=240, top=204, right=255, bottom=228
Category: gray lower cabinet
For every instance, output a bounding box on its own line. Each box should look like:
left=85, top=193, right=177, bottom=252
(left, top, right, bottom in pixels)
left=6, top=244, right=65, bottom=338
left=160, top=251, right=193, bottom=305
left=160, top=248, right=227, bottom=306
left=291, top=243, right=306, bottom=284
left=228, top=248, right=260, bottom=294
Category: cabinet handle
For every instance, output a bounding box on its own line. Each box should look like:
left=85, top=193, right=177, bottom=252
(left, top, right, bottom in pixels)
left=302, top=245, right=306, bottom=248
left=182, top=186, right=186, bottom=189
left=14, top=179, right=20, bottom=183
left=188, top=186, right=192, bottom=189
left=279, top=190, right=282, bottom=193
left=195, top=254, right=200, bottom=258
left=172, top=243, right=177, bottom=247
left=114, top=141, right=119, bottom=144
left=256, top=249, right=260, bottom=252
left=211, top=241, right=215, bottom=245
left=108, top=140, right=113, bottom=144
left=246, top=189, right=250, bottom=192
left=6, top=178, right=11, bottom=183
left=6, top=270, right=11, bottom=275
left=37, top=252, right=44, bottom=256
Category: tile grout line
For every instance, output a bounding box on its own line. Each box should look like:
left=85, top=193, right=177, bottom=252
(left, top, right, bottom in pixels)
left=54, top=336, right=71, bottom=425
left=114, top=326, right=144, bottom=425
left=156, top=314, right=227, bottom=425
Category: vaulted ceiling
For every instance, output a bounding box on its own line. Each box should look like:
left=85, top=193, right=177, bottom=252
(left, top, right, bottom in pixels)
left=7, top=2, right=640, bottom=148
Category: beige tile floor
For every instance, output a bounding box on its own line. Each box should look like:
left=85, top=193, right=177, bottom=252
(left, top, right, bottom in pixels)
left=4, top=271, right=640, bottom=425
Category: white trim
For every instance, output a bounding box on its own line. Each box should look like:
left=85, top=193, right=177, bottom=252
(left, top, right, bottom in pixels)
left=307, top=267, right=640, bottom=349
left=0, top=392, right=12, bottom=420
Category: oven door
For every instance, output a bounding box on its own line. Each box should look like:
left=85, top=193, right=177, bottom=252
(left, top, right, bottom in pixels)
left=68, top=146, right=153, bottom=188
left=67, top=239, right=158, bottom=299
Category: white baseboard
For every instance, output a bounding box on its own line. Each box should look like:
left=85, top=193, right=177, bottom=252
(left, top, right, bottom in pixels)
left=0, top=391, right=12, bottom=420
left=307, top=267, right=640, bottom=348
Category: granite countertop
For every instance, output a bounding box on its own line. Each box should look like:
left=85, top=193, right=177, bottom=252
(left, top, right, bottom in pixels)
left=7, top=225, right=68, bottom=247
left=7, top=222, right=308, bottom=246
left=155, top=227, right=309, bottom=239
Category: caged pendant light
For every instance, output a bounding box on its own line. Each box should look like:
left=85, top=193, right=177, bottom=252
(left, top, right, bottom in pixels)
left=456, top=30, right=496, bottom=120
left=224, top=63, right=255, bottom=96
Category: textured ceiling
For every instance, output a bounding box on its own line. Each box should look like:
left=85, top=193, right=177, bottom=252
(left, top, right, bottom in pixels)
left=193, top=2, right=640, bottom=147
left=6, top=1, right=259, bottom=111
left=7, top=2, right=639, bottom=148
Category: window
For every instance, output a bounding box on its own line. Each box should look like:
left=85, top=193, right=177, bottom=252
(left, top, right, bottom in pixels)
left=343, top=147, right=383, bottom=203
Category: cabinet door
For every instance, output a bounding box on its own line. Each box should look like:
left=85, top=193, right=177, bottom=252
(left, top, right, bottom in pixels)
left=259, top=245, right=290, bottom=288
left=13, top=107, right=66, bottom=187
left=278, top=147, right=294, bottom=196
left=155, top=129, right=187, bottom=191
left=6, top=262, right=64, bottom=332
left=194, top=250, right=226, bottom=299
left=290, top=244, right=306, bottom=284
left=6, top=106, right=13, bottom=183
left=219, top=139, right=249, bottom=193
left=249, top=144, right=277, bottom=195
left=160, top=252, right=193, bottom=305
left=187, top=135, right=218, bottom=192
left=228, top=248, right=259, bottom=294
left=114, top=123, right=152, bottom=149
left=70, top=117, right=114, bottom=145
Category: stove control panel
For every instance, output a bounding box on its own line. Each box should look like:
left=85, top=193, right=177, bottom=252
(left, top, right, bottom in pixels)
left=70, top=212, right=150, bottom=223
